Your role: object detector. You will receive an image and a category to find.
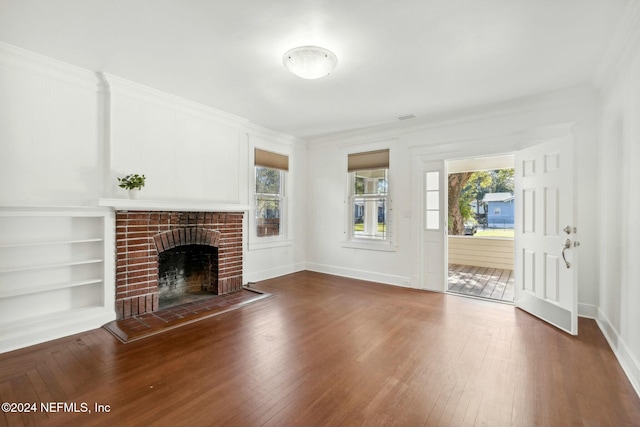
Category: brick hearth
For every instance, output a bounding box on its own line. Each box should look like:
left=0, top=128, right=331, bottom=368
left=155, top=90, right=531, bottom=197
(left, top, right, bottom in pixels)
left=115, top=211, right=244, bottom=319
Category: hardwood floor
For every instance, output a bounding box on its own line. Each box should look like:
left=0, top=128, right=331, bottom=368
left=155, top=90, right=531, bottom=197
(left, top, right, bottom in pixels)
left=0, top=271, right=638, bottom=427
left=448, top=264, right=514, bottom=303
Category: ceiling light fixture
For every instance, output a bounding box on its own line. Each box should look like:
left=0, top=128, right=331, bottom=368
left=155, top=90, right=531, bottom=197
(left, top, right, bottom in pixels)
left=282, top=46, right=338, bottom=79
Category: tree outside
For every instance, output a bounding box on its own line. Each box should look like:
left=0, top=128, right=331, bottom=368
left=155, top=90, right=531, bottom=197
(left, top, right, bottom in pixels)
left=448, top=169, right=514, bottom=235
left=448, top=172, right=472, bottom=235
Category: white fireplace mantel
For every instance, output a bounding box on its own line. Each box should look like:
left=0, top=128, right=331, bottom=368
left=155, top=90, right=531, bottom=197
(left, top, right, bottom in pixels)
left=98, top=198, right=251, bottom=212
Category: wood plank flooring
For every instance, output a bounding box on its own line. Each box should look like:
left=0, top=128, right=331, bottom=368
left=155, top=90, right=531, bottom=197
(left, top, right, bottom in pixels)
left=0, top=271, right=638, bottom=427
left=448, top=264, right=514, bottom=302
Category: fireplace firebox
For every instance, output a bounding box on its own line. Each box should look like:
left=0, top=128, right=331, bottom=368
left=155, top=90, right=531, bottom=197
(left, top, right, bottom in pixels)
left=157, top=244, right=218, bottom=307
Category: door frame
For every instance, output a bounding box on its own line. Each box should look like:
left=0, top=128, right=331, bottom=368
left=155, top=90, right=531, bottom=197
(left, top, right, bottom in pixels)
left=412, top=123, right=577, bottom=295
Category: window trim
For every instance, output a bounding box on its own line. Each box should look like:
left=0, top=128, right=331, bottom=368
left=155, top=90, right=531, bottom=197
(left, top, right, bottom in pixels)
left=249, top=146, right=292, bottom=251
left=342, top=148, right=396, bottom=252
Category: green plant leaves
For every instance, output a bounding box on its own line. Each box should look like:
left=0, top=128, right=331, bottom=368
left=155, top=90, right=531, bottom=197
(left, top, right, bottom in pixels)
left=117, top=173, right=146, bottom=190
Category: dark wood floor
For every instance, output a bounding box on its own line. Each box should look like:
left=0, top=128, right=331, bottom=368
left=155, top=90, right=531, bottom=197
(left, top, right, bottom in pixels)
left=448, top=264, right=514, bottom=303
left=1, top=271, right=638, bottom=427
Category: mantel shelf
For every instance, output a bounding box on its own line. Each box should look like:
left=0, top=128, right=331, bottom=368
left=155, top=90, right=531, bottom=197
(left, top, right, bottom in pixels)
left=98, top=198, right=251, bottom=212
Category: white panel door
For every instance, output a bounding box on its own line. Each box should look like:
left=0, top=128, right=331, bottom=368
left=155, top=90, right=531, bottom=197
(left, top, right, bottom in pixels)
left=514, top=135, right=578, bottom=334
left=423, top=161, right=446, bottom=292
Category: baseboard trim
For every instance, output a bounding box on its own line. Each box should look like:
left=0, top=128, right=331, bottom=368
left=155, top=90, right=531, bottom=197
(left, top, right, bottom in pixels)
left=305, top=263, right=412, bottom=288
left=0, top=307, right=115, bottom=354
left=244, top=263, right=305, bottom=284
left=578, top=303, right=598, bottom=319
left=596, top=308, right=640, bottom=399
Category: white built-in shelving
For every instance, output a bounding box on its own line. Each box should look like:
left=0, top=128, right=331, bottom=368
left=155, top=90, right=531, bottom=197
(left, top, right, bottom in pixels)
left=0, top=207, right=116, bottom=353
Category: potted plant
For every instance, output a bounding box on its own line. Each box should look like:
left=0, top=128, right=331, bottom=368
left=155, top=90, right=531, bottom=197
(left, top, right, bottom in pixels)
left=117, top=173, right=146, bottom=199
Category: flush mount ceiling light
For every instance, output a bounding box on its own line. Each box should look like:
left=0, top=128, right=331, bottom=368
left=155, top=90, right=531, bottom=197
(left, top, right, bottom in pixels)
left=282, top=46, right=338, bottom=79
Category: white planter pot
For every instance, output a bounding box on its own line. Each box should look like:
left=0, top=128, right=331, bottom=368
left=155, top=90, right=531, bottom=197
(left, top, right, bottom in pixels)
left=128, top=189, right=141, bottom=200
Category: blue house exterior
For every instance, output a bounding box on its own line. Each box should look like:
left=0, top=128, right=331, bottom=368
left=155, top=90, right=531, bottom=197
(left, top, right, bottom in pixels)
left=484, top=192, right=514, bottom=228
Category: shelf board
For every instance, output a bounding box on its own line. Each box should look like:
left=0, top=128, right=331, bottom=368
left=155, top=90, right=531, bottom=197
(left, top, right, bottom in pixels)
left=0, top=258, right=103, bottom=274
left=0, top=238, right=103, bottom=249
left=0, top=206, right=111, bottom=216
left=0, top=278, right=103, bottom=299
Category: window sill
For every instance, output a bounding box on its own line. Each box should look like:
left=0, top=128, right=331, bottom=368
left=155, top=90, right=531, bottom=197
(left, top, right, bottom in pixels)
left=248, top=238, right=293, bottom=251
left=341, top=240, right=397, bottom=252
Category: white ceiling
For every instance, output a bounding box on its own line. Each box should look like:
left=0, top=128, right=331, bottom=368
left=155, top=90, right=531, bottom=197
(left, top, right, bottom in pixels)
left=0, top=0, right=625, bottom=139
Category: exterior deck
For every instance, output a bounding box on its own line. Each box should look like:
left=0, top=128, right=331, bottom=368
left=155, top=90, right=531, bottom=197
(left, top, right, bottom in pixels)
left=448, top=264, right=514, bottom=303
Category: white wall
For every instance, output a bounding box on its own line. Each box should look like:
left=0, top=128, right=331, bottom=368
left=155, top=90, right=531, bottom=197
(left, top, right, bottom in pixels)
left=0, top=43, right=102, bottom=205
left=305, top=86, right=600, bottom=314
left=306, top=137, right=414, bottom=286
left=106, top=74, right=248, bottom=203
left=594, top=0, right=640, bottom=395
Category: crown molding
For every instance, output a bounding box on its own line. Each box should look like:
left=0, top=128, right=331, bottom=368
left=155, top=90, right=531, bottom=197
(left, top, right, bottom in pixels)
left=103, top=72, right=302, bottom=146
left=103, top=73, right=250, bottom=128
left=0, top=42, right=100, bottom=91
left=594, top=0, right=640, bottom=91
left=243, top=121, right=304, bottom=147
left=408, top=122, right=576, bottom=159
left=336, top=136, right=398, bottom=152
left=305, top=86, right=593, bottom=149
left=0, top=43, right=301, bottom=145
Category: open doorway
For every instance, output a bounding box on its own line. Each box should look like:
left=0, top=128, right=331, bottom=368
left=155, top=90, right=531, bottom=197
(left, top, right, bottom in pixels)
left=446, top=155, right=515, bottom=303
left=418, top=131, right=577, bottom=332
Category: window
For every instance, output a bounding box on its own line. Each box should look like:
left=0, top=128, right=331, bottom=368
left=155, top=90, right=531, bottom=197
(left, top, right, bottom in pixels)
left=348, top=149, right=389, bottom=241
left=494, top=207, right=501, bottom=215
left=255, top=166, right=284, bottom=237
left=425, top=171, right=440, bottom=230
left=254, top=149, right=288, bottom=238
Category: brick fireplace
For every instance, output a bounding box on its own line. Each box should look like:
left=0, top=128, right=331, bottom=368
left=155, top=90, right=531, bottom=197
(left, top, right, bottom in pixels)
left=115, top=211, right=244, bottom=319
